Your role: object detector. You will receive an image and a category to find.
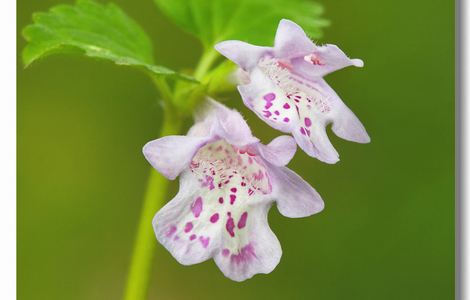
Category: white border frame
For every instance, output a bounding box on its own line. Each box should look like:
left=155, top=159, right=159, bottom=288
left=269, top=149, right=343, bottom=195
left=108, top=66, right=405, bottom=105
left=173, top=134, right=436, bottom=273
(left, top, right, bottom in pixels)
left=1, top=0, right=16, bottom=299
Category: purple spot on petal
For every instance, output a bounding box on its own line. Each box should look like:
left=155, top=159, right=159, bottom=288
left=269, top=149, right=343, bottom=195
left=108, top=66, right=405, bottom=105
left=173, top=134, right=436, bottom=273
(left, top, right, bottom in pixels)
left=253, top=170, right=264, bottom=181
left=230, top=243, right=256, bottom=265
left=230, top=194, right=236, bottom=205
left=166, top=225, right=177, bottom=237
left=305, top=117, right=312, bottom=127
left=184, top=222, right=193, bottom=233
left=191, top=197, right=203, bottom=218
left=190, top=234, right=197, bottom=241
left=262, top=110, right=272, bottom=118
left=210, top=213, right=219, bottom=223
left=226, top=215, right=235, bottom=237
left=201, top=175, right=215, bottom=190
left=230, top=187, right=237, bottom=193
left=283, top=103, right=291, bottom=109
left=274, top=110, right=280, bottom=116
left=222, top=248, right=230, bottom=257
left=199, top=236, right=210, bottom=248
left=263, top=93, right=276, bottom=101
left=300, top=127, right=307, bottom=136
left=283, top=117, right=290, bottom=122
left=218, top=197, right=224, bottom=204
left=237, top=212, right=248, bottom=229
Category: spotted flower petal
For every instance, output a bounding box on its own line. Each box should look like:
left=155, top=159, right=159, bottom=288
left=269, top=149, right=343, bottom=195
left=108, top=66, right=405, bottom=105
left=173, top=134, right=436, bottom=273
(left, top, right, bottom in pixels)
left=143, top=136, right=209, bottom=180
left=144, top=101, right=323, bottom=281
left=215, top=19, right=370, bottom=164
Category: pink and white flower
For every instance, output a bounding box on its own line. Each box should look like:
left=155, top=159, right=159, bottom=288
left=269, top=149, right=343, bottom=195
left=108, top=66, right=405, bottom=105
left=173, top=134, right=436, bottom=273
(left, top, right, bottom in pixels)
left=215, top=19, right=370, bottom=164
left=143, top=101, right=323, bottom=281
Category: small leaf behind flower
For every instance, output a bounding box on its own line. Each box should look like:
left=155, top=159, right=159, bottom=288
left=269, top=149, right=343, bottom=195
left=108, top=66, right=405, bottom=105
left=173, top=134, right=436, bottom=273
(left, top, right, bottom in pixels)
left=22, top=0, right=197, bottom=82
left=154, top=0, right=329, bottom=48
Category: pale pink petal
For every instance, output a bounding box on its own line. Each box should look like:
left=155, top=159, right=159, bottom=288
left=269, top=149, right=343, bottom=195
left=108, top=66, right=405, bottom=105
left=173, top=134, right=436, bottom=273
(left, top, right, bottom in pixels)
left=238, top=68, right=299, bottom=133
left=213, top=204, right=281, bottom=281
left=215, top=40, right=272, bottom=71
left=314, top=79, right=370, bottom=143
left=153, top=171, right=220, bottom=265
left=143, top=136, right=208, bottom=180
left=252, top=55, right=366, bottom=162
left=274, top=19, right=315, bottom=59
left=292, top=123, right=340, bottom=164
left=292, top=44, right=363, bottom=79
left=257, top=136, right=297, bottom=166
left=269, top=165, right=324, bottom=218
left=146, top=100, right=328, bottom=281
left=215, top=20, right=369, bottom=161
left=154, top=138, right=280, bottom=280
left=209, top=99, right=259, bottom=146
left=187, top=113, right=214, bottom=137
left=332, top=106, right=371, bottom=143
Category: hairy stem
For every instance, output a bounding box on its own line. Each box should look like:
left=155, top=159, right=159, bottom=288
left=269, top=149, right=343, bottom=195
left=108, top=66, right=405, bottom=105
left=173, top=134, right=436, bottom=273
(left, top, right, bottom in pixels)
left=123, top=94, right=182, bottom=300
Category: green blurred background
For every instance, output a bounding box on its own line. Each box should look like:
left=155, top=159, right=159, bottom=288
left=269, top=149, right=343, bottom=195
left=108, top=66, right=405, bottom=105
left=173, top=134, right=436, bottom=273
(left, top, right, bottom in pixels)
left=17, top=0, right=454, bottom=299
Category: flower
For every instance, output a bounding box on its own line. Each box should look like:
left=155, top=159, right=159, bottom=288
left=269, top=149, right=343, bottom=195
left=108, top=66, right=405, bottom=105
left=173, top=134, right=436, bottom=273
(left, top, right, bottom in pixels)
left=215, top=19, right=370, bottom=164
left=143, top=100, right=323, bottom=281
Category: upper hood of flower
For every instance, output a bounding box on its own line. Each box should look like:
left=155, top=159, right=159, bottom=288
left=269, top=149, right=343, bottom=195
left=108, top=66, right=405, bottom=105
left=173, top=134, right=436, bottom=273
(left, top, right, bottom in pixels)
left=215, top=19, right=363, bottom=77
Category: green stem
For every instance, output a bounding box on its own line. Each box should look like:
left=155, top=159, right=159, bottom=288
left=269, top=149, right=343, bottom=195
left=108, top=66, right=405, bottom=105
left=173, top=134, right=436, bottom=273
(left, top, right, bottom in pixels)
left=123, top=103, right=182, bottom=300
left=123, top=47, right=217, bottom=300
left=193, top=48, right=219, bottom=80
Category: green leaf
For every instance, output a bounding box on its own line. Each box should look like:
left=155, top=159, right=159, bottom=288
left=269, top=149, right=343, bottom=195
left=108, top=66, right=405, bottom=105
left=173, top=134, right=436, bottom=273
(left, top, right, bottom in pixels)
left=154, top=0, right=329, bottom=48
left=22, top=0, right=197, bottom=82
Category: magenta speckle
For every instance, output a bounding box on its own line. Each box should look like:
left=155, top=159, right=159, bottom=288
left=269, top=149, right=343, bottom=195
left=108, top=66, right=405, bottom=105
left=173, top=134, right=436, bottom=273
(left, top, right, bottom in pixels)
left=274, top=110, right=280, bottom=115
left=304, top=117, right=312, bottom=127
left=253, top=170, right=264, bottom=181
left=263, top=93, right=276, bottom=101
left=218, top=197, right=224, bottom=204
left=263, top=93, right=275, bottom=109
left=210, top=213, right=219, bottom=223
left=230, top=243, right=256, bottom=265
left=230, top=194, right=236, bottom=205
left=300, top=127, right=307, bottom=135
left=283, top=117, right=290, bottom=122
left=190, top=234, right=197, bottom=241
left=222, top=248, right=230, bottom=257
left=226, top=215, right=235, bottom=237
left=184, top=222, right=193, bottom=233
left=166, top=225, right=177, bottom=237
left=201, top=175, right=215, bottom=190
left=230, top=187, right=237, bottom=193
left=283, top=103, right=291, bottom=109
left=199, top=236, right=210, bottom=248
left=237, top=212, right=248, bottom=229
left=191, top=197, right=203, bottom=218
left=263, top=110, right=272, bottom=118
